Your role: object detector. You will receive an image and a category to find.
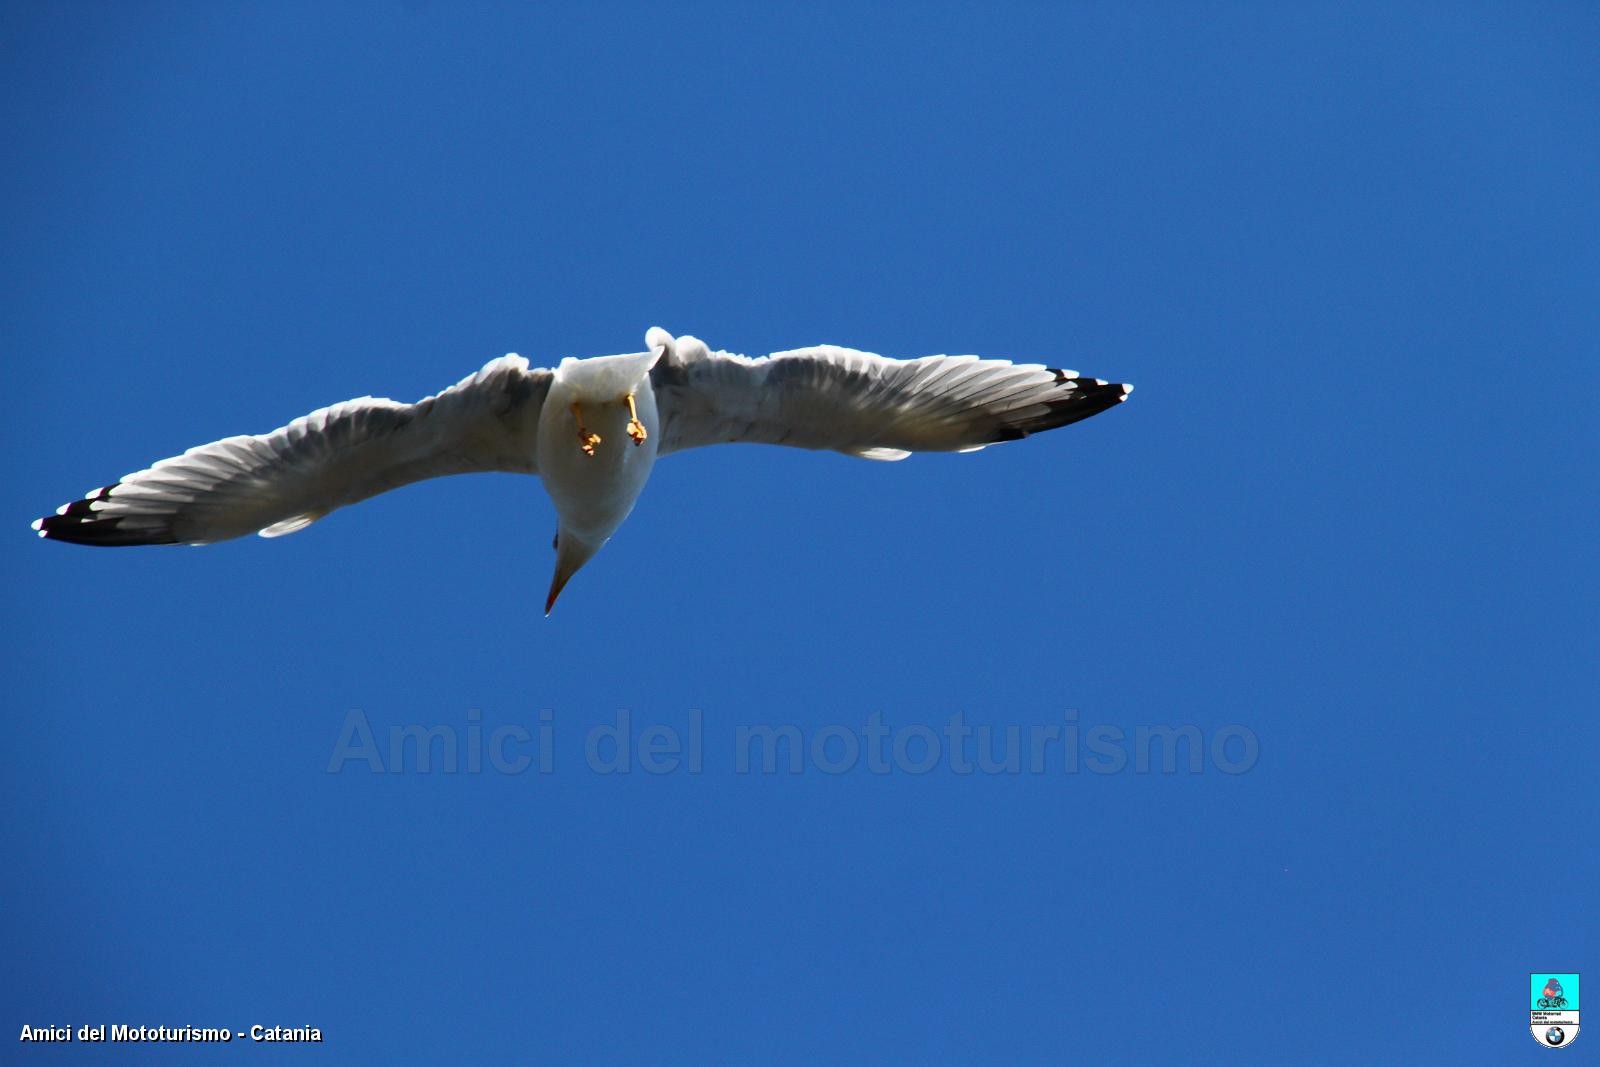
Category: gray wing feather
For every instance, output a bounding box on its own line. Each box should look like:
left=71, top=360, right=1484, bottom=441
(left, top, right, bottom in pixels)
left=33, top=355, right=552, bottom=546
left=651, top=341, right=1131, bottom=460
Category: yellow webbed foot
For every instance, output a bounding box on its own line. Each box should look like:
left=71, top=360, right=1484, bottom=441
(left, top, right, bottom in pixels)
left=571, top=402, right=602, bottom=457
left=624, top=392, right=648, bottom=446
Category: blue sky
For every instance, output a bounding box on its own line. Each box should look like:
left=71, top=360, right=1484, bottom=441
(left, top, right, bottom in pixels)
left=3, top=3, right=1595, bottom=1062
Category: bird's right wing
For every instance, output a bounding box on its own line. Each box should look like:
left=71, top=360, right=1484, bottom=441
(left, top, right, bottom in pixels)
left=651, top=340, right=1131, bottom=460
left=33, top=355, right=552, bottom=546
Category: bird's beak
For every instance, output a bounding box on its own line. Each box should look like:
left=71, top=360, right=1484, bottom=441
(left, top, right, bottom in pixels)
left=545, top=528, right=601, bottom=616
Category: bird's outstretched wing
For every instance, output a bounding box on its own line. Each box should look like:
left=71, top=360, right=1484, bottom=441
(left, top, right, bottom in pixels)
left=651, top=340, right=1131, bottom=461
left=33, top=355, right=552, bottom=546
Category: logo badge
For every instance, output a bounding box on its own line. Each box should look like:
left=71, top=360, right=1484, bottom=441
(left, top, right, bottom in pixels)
left=1531, top=973, right=1580, bottom=1048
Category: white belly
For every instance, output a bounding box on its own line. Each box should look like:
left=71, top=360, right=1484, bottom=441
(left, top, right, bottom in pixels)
left=536, top=377, right=660, bottom=540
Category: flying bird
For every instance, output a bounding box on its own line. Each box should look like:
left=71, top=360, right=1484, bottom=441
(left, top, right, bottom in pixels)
left=32, top=328, right=1132, bottom=612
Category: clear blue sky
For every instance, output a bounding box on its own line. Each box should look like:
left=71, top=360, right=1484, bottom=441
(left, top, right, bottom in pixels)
left=3, top=3, right=1595, bottom=1063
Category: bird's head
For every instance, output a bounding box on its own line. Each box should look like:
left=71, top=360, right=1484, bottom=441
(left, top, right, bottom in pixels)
left=545, top=526, right=605, bottom=616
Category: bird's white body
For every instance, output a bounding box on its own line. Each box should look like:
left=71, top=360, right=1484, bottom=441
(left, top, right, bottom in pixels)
left=539, top=349, right=661, bottom=540
left=537, top=346, right=662, bottom=609
left=32, top=327, right=1132, bottom=613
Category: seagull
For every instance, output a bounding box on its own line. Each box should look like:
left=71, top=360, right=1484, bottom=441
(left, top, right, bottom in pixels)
left=32, top=328, right=1132, bottom=613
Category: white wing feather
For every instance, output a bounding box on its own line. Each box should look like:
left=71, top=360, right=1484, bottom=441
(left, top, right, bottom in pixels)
left=651, top=340, right=1130, bottom=460
left=34, top=355, right=551, bottom=546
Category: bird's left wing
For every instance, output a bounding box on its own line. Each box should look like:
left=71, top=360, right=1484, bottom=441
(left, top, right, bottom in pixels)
left=33, top=355, right=552, bottom=546
left=651, top=340, right=1131, bottom=460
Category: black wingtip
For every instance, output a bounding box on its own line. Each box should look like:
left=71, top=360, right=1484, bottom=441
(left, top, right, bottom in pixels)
left=31, top=482, right=180, bottom=547
left=990, top=374, right=1132, bottom=442
left=32, top=512, right=179, bottom=546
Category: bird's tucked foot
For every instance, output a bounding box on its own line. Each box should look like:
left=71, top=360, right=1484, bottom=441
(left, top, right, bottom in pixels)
left=571, top=402, right=601, bottom=457
left=624, top=392, right=647, bottom=446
